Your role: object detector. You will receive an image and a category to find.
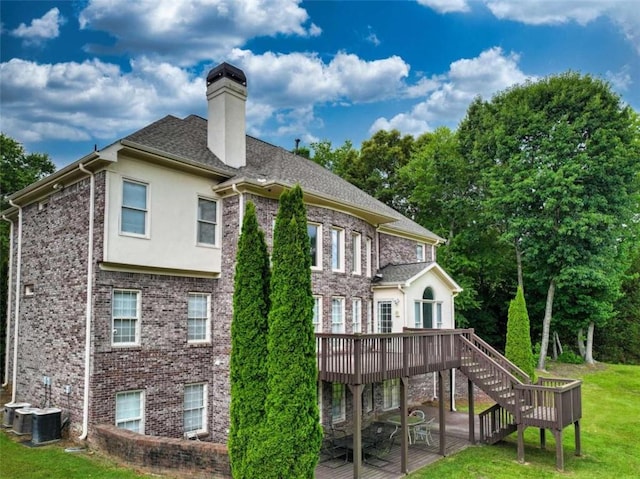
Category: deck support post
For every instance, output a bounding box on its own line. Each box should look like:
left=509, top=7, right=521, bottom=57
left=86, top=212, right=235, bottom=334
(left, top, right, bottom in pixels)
left=540, top=428, right=546, bottom=450
left=554, top=429, right=564, bottom=471
left=399, top=376, right=409, bottom=473
left=467, top=377, right=475, bottom=444
left=517, top=423, right=525, bottom=463
left=438, top=370, right=446, bottom=456
left=348, top=384, right=363, bottom=478
left=574, top=420, right=581, bottom=457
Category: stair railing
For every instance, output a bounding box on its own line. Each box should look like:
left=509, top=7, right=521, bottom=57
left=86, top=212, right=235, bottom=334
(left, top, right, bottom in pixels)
left=469, top=333, right=532, bottom=384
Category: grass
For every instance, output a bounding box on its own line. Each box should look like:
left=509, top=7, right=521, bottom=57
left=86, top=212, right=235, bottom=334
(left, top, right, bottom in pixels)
left=1, top=362, right=639, bottom=478
left=408, top=361, right=640, bottom=479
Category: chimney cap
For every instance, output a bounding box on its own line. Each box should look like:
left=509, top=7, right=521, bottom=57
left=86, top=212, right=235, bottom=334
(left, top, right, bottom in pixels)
left=206, top=62, right=247, bottom=87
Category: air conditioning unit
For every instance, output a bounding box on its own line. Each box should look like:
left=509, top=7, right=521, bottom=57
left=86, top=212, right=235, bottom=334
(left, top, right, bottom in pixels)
left=3, top=402, right=31, bottom=428
left=31, top=408, right=62, bottom=445
left=13, top=408, right=36, bottom=435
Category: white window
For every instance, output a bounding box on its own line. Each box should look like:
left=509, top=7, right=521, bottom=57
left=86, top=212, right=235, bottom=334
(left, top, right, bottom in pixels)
left=308, top=223, right=322, bottom=270
left=313, top=296, right=322, bottom=333
left=331, top=297, right=345, bottom=333
left=414, top=287, right=442, bottom=329
left=121, top=179, right=148, bottom=236
left=112, top=290, right=140, bottom=345
left=416, top=244, right=425, bottom=262
left=331, top=227, right=345, bottom=272
left=184, top=383, right=207, bottom=434
left=332, top=383, right=345, bottom=422
left=377, top=300, right=393, bottom=333
left=383, top=379, right=400, bottom=410
left=116, top=390, right=144, bottom=433
left=197, top=198, right=217, bottom=245
left=351, top=232, right=361, bottom=275
left=188, top=293, right=211, bottom=342
left=365, top=238, right=372, bottom=278
left=436, top=303, right=443, bottom=329
left=352, top=298, right=362, bottom=333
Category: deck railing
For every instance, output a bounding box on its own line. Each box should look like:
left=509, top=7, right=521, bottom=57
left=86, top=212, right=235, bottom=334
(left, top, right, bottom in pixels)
left=515, top=378, right=582, bottom=429
left=316, top=328, right=473, bottom=384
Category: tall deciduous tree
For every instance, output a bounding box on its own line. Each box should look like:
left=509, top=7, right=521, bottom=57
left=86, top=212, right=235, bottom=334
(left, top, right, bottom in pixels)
left=256, top=185, right=322, bottom=478
left=505, top=286, right=535, bottom=381
left=229, top=202, right=270, bottom=478
left=458, top=73, right=640, bottom=369
left=1, top=133, right=56, bottom=382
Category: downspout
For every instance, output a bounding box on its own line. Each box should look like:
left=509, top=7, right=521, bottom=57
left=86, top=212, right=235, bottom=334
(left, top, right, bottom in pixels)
left=232, top=184, right=244, bottom=233
left=1, top=216, right=14, bottom=387
left=8, top=201, right=22, bottom=403
left=78, top=163, right=95, bottom=440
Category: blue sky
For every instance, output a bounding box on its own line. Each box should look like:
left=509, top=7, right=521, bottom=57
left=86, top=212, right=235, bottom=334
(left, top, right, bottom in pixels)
left=1, top=0, right=639, bottom=168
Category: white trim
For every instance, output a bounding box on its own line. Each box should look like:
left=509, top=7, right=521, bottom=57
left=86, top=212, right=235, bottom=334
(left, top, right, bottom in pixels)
left=115, top=390, right=145, bottom=433
left=195, top=196, right=219, bottom=247
left=313, top=295, right=323, bottom=333
left=183, top=382, right=208, bottom=435
left=308, top=222, right=323, bottom=271
left=111, top=289, right=142, bottom=346
left=331, top=296, right=345, bottom=333
left=351, top=232, right=362, bottom=275
left=120, top=178, right=150, bottom=238
left=330, top=226, right=345, bottom=272
left=187, top=293, right=212, bottom=343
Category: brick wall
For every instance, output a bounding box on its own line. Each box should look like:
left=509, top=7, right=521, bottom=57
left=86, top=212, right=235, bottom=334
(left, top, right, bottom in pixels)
left=91, top=424, right=231, bottom=479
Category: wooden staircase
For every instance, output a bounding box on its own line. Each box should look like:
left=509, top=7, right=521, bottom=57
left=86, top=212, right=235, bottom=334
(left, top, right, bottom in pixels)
left=457, top=333, right=583, bottom=470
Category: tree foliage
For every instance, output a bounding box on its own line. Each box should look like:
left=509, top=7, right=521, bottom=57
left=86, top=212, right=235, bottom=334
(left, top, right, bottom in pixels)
left=229, top=202, right=270, bottom=478
left=0, top=133, right=56, bottom=382
left=458, top=73, right=640, bottom=368
left=505, top=286, right=535, bottom=380
left=255, top=185, right=322, bottom=478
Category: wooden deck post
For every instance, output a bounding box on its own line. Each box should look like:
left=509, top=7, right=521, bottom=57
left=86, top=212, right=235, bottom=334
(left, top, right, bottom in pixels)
left=400, top=376, right=409, bottom=473
left=517, top=423, right=525, bottom=463
left=348, top=384, right=363, bottom=478
left=438, top=370, right=446, bottom=456
left=540, top=428, right=546, bottom=450
left=574, top=420, right=581, bottom=457
left=467, top=377, right=475, bottom=444
left=555, top=429, right=564, bottom=471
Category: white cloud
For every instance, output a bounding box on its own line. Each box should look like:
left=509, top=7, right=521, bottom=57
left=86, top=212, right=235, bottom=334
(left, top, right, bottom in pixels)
left=10, top=8, right=65, bottom=44
left=370, top=47, right=532, bottom=136
left=606, top=66, right=633, bottom=91
left=417, top=0, right=470, bottom=14
left=78, top=0, right=319, bottom=65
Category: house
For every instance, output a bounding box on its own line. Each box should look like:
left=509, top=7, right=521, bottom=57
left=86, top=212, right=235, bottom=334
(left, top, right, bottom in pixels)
left=1, top=62, right=463, bottom=445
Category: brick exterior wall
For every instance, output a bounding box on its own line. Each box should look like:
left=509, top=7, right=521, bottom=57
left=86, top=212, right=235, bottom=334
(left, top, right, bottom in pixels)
left=91, top=424, right=230, bottom=478
left=5, top=175, right=446, bottom=449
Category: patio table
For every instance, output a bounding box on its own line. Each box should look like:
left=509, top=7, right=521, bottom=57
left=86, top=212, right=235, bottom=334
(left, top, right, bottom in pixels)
left=386, top=414, right=425, bottom=445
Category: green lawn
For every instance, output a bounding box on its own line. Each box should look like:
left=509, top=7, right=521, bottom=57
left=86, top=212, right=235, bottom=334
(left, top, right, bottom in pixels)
left=1, top=362, right=638, bottom=478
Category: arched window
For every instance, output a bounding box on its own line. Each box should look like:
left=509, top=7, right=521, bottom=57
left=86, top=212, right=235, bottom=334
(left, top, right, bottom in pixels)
left=414, top=287, right=442, bottom=329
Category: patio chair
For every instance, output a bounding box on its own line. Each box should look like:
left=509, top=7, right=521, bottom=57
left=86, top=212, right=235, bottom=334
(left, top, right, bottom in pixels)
left=413, top=417, right=434, bottom=445
left=363, top=422, right=397, bottom=466
left=410, top=409, right=426, bottom=420
left=320, top=425, right=349, bottom=465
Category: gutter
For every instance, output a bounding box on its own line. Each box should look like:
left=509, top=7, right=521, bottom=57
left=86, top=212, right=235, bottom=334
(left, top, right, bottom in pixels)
left=1, top=216, right=13, bottom=387
left=8, top=201, right=22, bottom=403
left=77, top=164, right=95, bottom=440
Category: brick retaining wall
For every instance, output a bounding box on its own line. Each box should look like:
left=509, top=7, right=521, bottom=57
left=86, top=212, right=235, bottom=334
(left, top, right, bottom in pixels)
left=92, top=425, right=231, bottom=478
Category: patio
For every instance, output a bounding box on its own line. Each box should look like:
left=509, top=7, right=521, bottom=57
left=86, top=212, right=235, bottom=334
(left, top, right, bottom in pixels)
left=316, top=406, right=477, bottom=479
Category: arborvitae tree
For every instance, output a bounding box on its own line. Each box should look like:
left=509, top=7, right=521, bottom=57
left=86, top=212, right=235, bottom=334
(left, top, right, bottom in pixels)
left=229, top=202, right=270, bottom=478
left=505, top=286, right=535, bottom=381
left=254, top=185, right=322, bottom=478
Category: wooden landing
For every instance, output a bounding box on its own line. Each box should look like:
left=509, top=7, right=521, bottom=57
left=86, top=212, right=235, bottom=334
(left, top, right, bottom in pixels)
left=315, top=432, right=469, bottom=479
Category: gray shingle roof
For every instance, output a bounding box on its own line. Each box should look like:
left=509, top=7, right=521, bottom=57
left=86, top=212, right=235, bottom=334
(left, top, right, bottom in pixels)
left=123, top=114, right=441, bottom=242
left=375, top=262, right=435, bottom=284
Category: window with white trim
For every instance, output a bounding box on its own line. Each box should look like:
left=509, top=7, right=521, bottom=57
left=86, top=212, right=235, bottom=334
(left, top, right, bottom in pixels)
left=188, top=293, right=210, bottom=342
left=183, top=383, right=207, bottom=434
left=416, top=244, right=425, bottom=262
left=121, top=179, right=148, bottom=235
left=413, top=287, right=442, bottom=329
left=383, top=378, right=400, bottom=410
left=332, top=383, right=346, bottom=422
left=331, top=297, right=345, bottom=333
left=313, top=296, right=322, bottom=333
left=377, top=300, right=392, bottom=333
left=197, top=198, right=217, bottom=245
left=116, top=390, right=144, bottom=433
left=308, top=223, right=322, bottom=270
left=112, top=290, right=140, bottom=345
left=351, top=232, right=361, bottom=275
left=331, top=227, right=345, bottom=272
left=352, top=298, right=362, bottom=333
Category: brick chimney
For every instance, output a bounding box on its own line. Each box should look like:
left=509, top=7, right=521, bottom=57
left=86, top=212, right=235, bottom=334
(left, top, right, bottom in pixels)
left=206, top=62, right=247, bottom=168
